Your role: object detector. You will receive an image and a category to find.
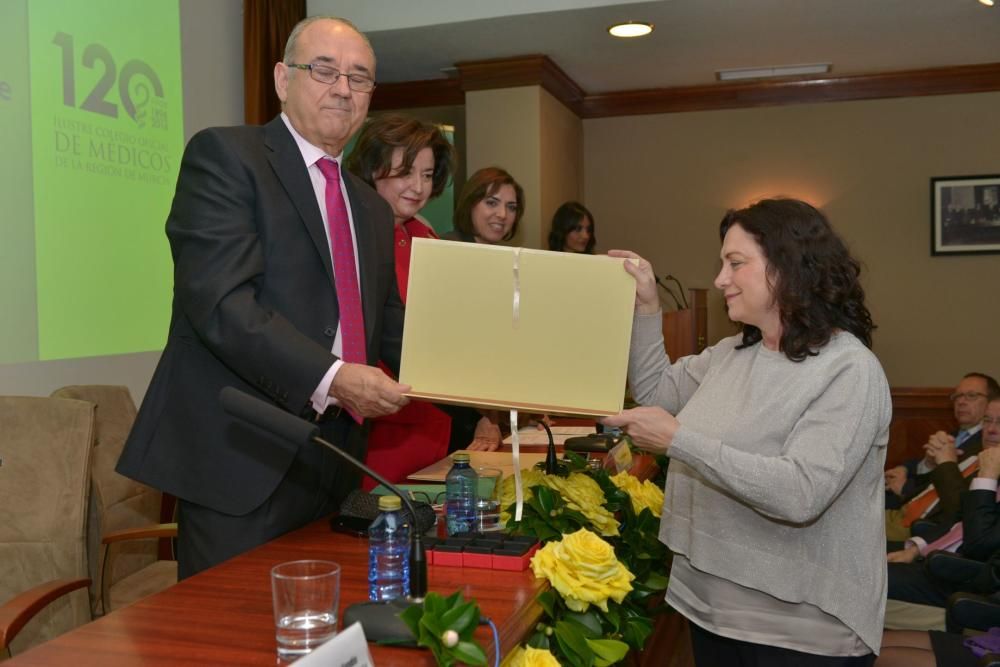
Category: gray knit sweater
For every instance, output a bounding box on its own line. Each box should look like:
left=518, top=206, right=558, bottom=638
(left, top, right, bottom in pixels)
left=629, top=312, right=891, bottom=653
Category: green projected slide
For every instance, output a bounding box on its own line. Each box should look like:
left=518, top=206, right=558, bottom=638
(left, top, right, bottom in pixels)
left=0, top=0, right=182, bottom=363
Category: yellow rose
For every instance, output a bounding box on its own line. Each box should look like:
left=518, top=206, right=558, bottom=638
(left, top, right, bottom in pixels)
left=502, top=645, right=561, bottom=667
left=531, top=528, right=634, bottom=612
left=542, top=472, right=619, bottom=536
left=499, top=468, right=546, bottom=526
left=610, top=471, right=664, bottom=517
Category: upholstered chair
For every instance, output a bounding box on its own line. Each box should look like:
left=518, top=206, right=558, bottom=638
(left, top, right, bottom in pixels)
left=0, top=396, right=95, bottom=656
left=50, top=385, right=177, bottom=615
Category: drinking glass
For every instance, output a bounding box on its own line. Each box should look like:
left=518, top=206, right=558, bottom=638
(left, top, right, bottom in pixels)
left=271, top=560, right=341, bottom=659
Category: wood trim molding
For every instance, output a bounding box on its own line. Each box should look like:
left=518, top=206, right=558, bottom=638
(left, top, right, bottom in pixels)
left=373, top=58, right=1000, bottom=118
left=369, top=77, right=464, bottom=111
left=580, top=62, right=1000, bottom=118
left=456, top=55, right=585, bottom=115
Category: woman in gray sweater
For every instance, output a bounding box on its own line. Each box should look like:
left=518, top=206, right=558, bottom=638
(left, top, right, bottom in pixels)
left=605, top=199, right=891, bottom=666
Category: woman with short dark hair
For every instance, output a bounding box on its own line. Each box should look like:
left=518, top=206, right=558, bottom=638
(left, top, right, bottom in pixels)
left=345, top=114, right=494, bottom=483
left=605, top=198, right=891, bottom=665
left=548, top=201, right=597, bottom=253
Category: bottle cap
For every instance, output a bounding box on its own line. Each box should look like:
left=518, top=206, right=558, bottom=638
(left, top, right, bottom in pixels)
left=452, top=452, right=471, bottom=463
left=377, top=495, right=403, bottom=511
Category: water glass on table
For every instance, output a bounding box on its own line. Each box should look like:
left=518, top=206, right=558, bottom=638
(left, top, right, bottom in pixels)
left=271, top=560, right=341, bottom=659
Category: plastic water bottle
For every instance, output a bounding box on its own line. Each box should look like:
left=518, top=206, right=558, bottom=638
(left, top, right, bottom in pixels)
left=368, top=495, right=410, bottom=601
left=445, top=452, right=478, bottom=535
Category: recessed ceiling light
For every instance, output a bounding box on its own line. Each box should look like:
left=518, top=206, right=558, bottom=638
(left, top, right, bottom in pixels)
left=980, top=0, right=994, bottom=6
left=608, top=22, right=654, bottom=38
left=716, top=63, right=832, bottom=81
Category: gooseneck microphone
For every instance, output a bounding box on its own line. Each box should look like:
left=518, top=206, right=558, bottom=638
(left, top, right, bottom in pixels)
left=218, top=386, right=429, bottom=600
left=654, top=274, right=683, bottom=310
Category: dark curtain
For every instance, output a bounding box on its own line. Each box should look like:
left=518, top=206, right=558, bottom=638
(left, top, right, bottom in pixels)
left=243, top=0, right=306, bottom=125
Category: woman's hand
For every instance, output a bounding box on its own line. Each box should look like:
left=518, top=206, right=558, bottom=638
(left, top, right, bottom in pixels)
left=601, top=406, right=678, bottom=455
left=607, top=250, right=659, bottom=315
left=467, top=416, right=501, bottom=451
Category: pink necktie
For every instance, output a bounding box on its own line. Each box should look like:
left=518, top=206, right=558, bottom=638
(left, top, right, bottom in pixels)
left=316, top=159, right=365, bottom=422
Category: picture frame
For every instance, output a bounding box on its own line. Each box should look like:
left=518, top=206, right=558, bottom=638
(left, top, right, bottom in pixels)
left=930, top=174, right=1000, bottom=256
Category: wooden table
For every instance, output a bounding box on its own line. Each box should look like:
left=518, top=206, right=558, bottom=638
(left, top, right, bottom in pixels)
left=8, top=519, right=546, bottom=665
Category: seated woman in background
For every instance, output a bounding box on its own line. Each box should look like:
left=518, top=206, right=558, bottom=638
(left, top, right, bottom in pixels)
left=604, top=198, right=891, bottom=665
left=548, top=201, right=596, bottom=253
left=442, top=166, right=524, bottom=244
left=345, top=114, right=496, bottom=487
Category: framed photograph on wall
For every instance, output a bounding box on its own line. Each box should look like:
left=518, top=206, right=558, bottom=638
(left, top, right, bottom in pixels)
left=931, top=174, right=1000, bottom=256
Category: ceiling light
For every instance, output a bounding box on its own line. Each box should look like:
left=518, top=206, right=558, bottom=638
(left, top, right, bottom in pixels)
left=608, top=22, right=653, bottom=38
left=716, top=63, right=832, bottom=81
left=980, top=0, right=994, bottom=6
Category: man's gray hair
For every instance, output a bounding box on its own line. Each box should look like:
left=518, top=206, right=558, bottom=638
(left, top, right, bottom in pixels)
left=283, top=16, right=376, bottom=68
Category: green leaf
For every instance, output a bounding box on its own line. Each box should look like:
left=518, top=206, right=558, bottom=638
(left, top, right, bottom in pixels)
left=564, top=610, right=603, bottom=637
left=425, top=591, right=447, bottom=617
left=452, top=640, right=488, bottom=666
left=420, top=612, right=447, bottom=637
left=554, top=620, right=595, bottom=666
left=642, top=571, right=670, bottom=591
left=441, top=600, right=480, bottom=634
left=527, top=632, right=550, bottom=650
left=536, top=484, right=557, bottom=515
left=537, top=590, right=558, bottom=618
left=586, top=638, right=630, bottom=667
left=399, top=604, right=423, bottom=635
left=621, top=615, right=653, bottom=649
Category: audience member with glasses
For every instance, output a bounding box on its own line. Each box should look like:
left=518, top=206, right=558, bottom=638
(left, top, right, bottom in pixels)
left=885, top=373, right=1000, bottom=505
left=548, top=201, right=597, bottom=254
left=879, top=396, right=1000, bottom=667
left=883, top=373, right=1000, bottom=546
left=116, top=16, right=411, bottom=578
left=344, top=113, right=498, bottom=486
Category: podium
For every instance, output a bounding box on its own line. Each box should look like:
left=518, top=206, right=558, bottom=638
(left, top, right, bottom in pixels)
left=661, top=288, right=708, bottom=361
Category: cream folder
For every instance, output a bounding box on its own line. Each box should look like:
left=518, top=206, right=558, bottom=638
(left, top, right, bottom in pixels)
left=400, top=238, right=635, bottom=416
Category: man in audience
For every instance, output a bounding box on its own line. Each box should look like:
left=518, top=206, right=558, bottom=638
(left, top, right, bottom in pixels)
left=885, top=373, right=998, bottom=504
left=886, top=373, right=998, bottom=503
left=885, top=397, right=1000, bottom=620
left=884, top=374, right=999, bottom=542
left=117, top=16, right=409, bottom=578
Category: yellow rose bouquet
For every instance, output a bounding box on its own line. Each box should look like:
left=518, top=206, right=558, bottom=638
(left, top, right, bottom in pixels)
left=531, top=528, right=634, bottom=612
left=502, top=452, right=671, bottom=667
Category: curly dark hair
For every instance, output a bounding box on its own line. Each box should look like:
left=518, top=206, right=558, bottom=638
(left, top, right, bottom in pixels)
left=548, top=201, right=597, bottom=253
left=453, top=167, right=524, bottom=242
left=719, top=198, right=875, bottom=361
left=344, top=113, right=454, bottom=200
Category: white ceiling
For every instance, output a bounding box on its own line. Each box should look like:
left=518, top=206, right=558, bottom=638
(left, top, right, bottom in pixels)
left=309, top=0, right=1000, bottom=93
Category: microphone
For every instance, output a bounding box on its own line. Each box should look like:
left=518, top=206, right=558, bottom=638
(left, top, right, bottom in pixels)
left=664, top=274, right=689, bottom=309
left=219, top=387, right=426, bottom=642
left=654, top=274, right=683, bottom=310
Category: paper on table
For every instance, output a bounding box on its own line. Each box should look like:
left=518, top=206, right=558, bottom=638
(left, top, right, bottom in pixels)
left=406, top=450, right=548, bottom=482
left=399, top=239, right=635, bottom=416
left=502, top=425, right=597, bottom=445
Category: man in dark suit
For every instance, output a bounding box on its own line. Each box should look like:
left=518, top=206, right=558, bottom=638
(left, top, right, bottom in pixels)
left=885, top=373, right=999, bottom=503
left=886, top=397, right=1000, bottom=613
left=117, top=17, right=410, bottom=577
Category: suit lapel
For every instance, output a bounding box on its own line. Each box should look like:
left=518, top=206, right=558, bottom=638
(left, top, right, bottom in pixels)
left=262, top=117, right=334, bottom=283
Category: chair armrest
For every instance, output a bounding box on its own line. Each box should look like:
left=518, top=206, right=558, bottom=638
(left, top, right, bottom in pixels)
left=927, top=550, right=988, bottom=584
left=102, top=523, right=177, bottom=545
left=0, top=577, right=90, bottom=650
left=946, top=591, right=1000, bottom=633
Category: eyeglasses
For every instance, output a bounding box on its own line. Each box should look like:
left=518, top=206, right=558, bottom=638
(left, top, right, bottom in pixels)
left=984, top=417, right=1000, bottom=427
left=950, top=391, right=988, bottom=402
left=287, top=63, right=376, bottom=93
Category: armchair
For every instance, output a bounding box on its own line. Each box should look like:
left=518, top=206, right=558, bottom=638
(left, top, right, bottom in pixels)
left=51, top=385, right=177, bottom=615
left=0, top=396, right=95, bottom=656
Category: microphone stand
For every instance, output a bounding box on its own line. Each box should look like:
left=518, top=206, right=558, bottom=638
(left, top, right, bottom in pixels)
left=219, top=387, right=426, bottom=643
